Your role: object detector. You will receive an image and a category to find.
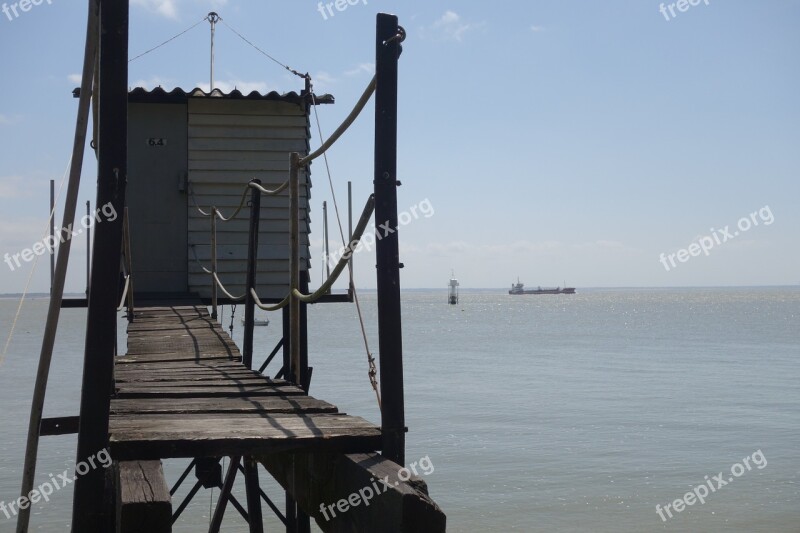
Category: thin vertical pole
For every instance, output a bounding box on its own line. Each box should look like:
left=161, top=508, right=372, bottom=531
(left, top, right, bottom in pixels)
left=348, top=180, right=353, bottom=284
left=49, top=179, right=54, bottom=294
left=86, top=200, right=91, bottom=295
left=243, top=180, right=261, bottom=369
left=211, top=209, right=218, bottom=320
left=72, top=0, right=129, bottom=530
left=374, top=13, right=405, bottom=466
left=289, top=153, right=301, bottom=385
left=208, top=12, right=219, bottom=91
left=323, top=200, right=330, bottom=280
left=123, top=207, right=134, bottom=321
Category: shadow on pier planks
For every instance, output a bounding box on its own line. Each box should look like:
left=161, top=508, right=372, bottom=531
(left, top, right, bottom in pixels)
left=109, top=306, right=382, bottom=461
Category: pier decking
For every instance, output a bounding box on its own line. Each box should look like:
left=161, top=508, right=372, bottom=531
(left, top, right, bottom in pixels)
left=109, top=306, right=382, bottom=461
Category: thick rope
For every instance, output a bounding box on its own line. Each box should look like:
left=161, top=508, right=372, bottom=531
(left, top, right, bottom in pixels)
left=189, top=245, right=213, bottom=275
left=300, top=76, right=376, bottom=167
left=214, top=272, right=246, bottom=301
left=310, top=89, right=381, bottom=407
left=116, top=275, right=131, bottom=312
left=249, top=180, right=289, bottom=197
left=293, top=195, right=374, bottom=304
left=251, top=289, right=290, bottom=312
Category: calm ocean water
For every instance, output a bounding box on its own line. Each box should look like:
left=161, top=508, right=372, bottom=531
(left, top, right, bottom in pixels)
left=0, top=288, right=798, bottom=532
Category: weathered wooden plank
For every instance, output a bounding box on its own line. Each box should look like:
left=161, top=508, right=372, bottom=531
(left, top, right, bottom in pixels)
left=115, top=371, right=263, bottom=382
left=116, top=378, right=287, bottom=388
left=114, top=359, right=245, bottom=369
left=115, top=353, right=241, bottom=364
left=109, top=414, right=381, bottom=460
left=115, top=384, right=304, bottom=399
left=111, top=396, right=338, bottom=416
left=261, top=452, right=446, bottom=533
left=116, top=460, right=172, bottom=533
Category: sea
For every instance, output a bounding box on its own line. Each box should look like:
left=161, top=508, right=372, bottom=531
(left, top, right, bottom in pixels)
left=0, top=287, right=798, bottom=532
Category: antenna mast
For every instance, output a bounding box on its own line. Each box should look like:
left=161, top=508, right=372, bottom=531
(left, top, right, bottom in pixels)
left=208, top=12, right=220, bottom=91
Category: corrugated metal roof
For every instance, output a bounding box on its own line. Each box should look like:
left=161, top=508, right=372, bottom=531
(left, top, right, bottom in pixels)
left=74, top=86, right=334, bottom=105
left=129, top=87, right=334, bottom=105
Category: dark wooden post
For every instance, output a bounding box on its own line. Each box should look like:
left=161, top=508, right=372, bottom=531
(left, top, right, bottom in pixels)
left=374, top=13, right=405, bottom=466
left=71, top=0, right=129, bottom=530
left=243, top=179, right=261, bottom=369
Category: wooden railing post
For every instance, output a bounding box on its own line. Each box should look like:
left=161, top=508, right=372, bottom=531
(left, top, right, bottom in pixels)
left=211, top=208, right=218, bottom=320
left=243, top=180, right=261, bottom=369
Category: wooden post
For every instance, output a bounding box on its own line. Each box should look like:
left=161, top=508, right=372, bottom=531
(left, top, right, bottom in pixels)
left=289, top=153, right=301, bottom=385
left=72, top=0, right=129, bottom=530
left=86, top=200, right=91, bottom=295
left=211, top=209, right=218, bottom=320
left=243, top=457, right=264, bottom=533
left=123, top=207, right=134, bottom=321
left=243, top=180, right=261, bottom=369
left=116, top=461, right=172, bottom=533
left=374, top=13, right=405, bottom=466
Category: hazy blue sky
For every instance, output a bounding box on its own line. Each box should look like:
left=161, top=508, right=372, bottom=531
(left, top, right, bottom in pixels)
left=0, top=0, right=798, bottom=293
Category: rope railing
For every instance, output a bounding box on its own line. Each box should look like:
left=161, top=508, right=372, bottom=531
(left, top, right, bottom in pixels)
left=189, top=72, right=381, bottom=387
left=116, top=275, right=131, bottom=312
left=250, top=290, right=291, bottom=312
left=213, top=272, right=246, bottom=301
left=293, top=194, right=375, bottom=304
left=299, top=75, right=376, bottom=167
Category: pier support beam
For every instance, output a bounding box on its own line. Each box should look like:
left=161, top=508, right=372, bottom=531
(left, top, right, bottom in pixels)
left=72, top=0, right=129, bottom=530
left=260, top=452, right=445, bottom=533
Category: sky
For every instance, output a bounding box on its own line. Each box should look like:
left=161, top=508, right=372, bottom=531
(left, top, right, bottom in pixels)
left=0, top=0, right=798, bottom=294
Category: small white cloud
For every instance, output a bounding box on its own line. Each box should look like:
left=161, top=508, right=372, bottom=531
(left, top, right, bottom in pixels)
left=0, top=115, right=12, bottom=125
left=431, top=11, right=482, bottom=42
left=67, top=74, right=83, bottom=84
left=131, top=0, right=178, bottom=19
left=345, top=63, right=375, bottom=77
left=530, top=25, right=545, bottom=32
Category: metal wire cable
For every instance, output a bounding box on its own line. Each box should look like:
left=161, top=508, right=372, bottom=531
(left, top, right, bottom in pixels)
left=129, top=15, right=210, bottom=63
left=310, top=88, right=381, bottom=408
left=218, top=18, right=309, bottom=80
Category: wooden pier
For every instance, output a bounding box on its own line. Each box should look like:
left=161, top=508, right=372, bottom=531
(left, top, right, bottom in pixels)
left=110, top=306, right=381, bottom=461
left=16, top=6, right=445, bottom=532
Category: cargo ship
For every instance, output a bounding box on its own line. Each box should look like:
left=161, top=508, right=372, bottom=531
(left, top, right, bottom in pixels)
left=509, top=279, right=576, bottom=295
